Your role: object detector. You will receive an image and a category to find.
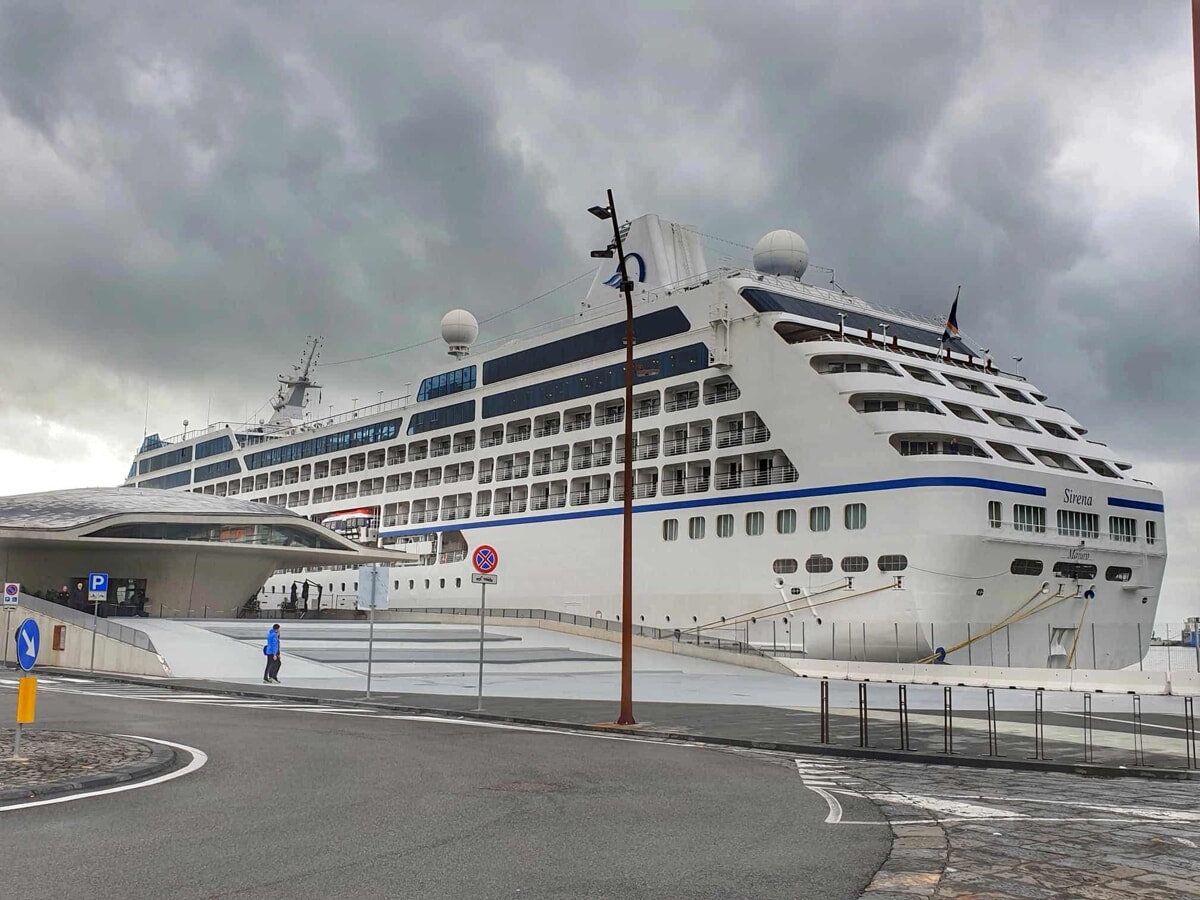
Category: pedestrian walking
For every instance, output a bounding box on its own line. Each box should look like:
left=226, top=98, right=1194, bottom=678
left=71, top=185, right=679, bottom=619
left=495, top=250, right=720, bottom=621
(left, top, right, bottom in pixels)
left=263, top=624, right=281, bottom=683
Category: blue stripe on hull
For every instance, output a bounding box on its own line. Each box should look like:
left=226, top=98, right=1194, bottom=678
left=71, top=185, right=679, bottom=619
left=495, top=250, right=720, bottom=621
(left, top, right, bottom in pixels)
left=1107, top=496, right=1165, bottom=512
left=380, top=475, right=1047, bottom=538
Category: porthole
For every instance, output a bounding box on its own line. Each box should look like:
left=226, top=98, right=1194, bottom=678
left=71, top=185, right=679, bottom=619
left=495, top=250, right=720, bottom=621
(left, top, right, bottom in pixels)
left=1010, top=559, right=1043, bottom=576
left=805, top=555, right=834, bottom=574
left=841, top=556, right=869, bottom=573
left=878, top=554, right=908, bottom=573
left=408, top=580, right=414, bottom=590
left=772, top=558, right=799, bottom=574
left=1105, top=566, right=1132, bottom=583
left=455, top=577, right=462, bottom=588
left=439, top=578, right=446, bottom=589
left=1052, top=562, right=1097, bottom=581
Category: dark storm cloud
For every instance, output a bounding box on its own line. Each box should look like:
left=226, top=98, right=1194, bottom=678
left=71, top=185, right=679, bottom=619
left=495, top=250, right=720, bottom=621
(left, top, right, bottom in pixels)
left=0, top=0, right=1194, bottom=470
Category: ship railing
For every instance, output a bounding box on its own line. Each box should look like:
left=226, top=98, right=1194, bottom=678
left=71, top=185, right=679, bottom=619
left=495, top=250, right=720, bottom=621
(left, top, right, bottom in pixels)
left=595, top=411, right=624, bottom=426
left=986, top=521, right=1161, bottom=551
left=478, top=473, right=493, bottom=483
left=613, top=482, right=658, bottom=501
left=367, top=460, right=386, bottom=469
left=438, top=551, right=468, bottom=564
left=572, top=456, right=594, bottom=470
left=703, top=386, right=741, bottom=404
left=481, top=436, right=504, bottom=448
left=564, top=419, right=591, bottom=433
left=533, top=425, right=561, bottom=438
left=632, top=405, right=660, bottom=420
left=453, top=442, right=475, bottom=454
left=663, top=396, right=699, bottom=413
left=430, top=447, right=451, bottom=458
left=506, top=431, right=531, bottom=444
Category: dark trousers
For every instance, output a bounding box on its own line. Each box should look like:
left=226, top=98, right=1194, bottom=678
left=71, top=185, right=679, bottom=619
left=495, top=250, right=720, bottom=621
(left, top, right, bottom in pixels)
left=264, top=655, right=281, bottom=680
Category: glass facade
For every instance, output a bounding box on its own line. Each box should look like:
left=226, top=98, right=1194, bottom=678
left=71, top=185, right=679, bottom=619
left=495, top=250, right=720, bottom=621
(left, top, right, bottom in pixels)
left=407, top=401, right=475, bottom=436
left=84, top=522, right=344, bottom=549
left=417, top=365, right=477, bottom=402
left=483, top=307, right=691, bottom=385
left=195, top=435, right=234, bottom=459
left=481, top=343, right=710, bottom=419
left=245, top=418, right=403, bottom=470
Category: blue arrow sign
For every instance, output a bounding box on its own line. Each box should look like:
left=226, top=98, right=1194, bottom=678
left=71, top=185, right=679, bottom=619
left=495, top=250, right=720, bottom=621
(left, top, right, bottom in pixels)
left=15, top=618, right=39, bottom=672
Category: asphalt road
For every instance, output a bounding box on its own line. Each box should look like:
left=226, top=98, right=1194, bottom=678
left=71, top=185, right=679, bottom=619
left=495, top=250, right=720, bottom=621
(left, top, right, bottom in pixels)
left=0, top=689, right=889, bottom=899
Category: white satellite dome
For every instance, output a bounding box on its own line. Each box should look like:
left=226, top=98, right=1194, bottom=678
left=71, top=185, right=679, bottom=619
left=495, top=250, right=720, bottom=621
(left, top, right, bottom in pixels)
left=440, top=309, right=479, bottom=359
left=753, top=229, right=809, bottom=279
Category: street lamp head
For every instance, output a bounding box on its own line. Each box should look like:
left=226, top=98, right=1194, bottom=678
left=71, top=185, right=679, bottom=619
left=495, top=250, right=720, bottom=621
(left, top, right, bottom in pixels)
left=590, top=249, right=615, bottom=258
left=588, top=205, right=613, bottom=220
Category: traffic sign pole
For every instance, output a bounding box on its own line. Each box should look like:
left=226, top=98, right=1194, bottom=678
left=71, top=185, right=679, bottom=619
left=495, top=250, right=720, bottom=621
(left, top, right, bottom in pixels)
left=366, top=566, right=377, bottom=700
left=476, top=581, right=486, bottom=711
left=88, top=572, right=108, bottom=673
left=471, top=545, right=499, bottom=712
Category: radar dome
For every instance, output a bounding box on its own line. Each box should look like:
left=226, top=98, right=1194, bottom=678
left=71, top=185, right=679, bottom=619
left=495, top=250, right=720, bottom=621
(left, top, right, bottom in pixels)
left=441, top=309, right=479, bottom=359
left=753, top=229, right=809, bottom=279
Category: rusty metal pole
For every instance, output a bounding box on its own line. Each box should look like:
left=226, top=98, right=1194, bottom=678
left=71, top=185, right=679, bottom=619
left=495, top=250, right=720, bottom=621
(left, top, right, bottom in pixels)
left=607, top=188, right=637, bottom=726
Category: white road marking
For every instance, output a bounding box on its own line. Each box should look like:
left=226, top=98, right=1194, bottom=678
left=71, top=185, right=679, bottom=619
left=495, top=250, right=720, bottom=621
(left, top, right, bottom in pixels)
left=794, top=759, right=845, bottom=824
left=0, top=736, right=208, bottom=812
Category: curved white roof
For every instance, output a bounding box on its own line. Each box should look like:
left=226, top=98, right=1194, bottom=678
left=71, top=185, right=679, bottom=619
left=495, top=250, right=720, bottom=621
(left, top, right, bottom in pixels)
left=0, top=487, right=292, bottom=530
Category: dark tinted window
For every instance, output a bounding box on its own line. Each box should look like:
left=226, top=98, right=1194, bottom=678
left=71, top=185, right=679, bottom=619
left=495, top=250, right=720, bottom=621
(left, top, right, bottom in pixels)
left=1010, top=559, right=1044, bottom=576
left=139, top=470, right=192, bottom=490
left=1052, top=562, right=1097, bottom=580
left=245, top=419, right=404, bottom=469
left=742, top=288, right=973, bottom=355
left=194, top=459, right=242, bottom=483
left=483, top=307, right=690, bottom=384
left=878, top=554, right=908, bottom=572
left=482, top=343, right=710, bottom=418
left=407, top=401, right=475, bottom=436
left=805, top=555, right=834, bottom=574
left=841, top=556, right=869, bottom=573
left=138, top=444, right=193, bottom=475
left=1105, top=566, right=1132, bottom=582
left=195, top=435, right=234, bottom=459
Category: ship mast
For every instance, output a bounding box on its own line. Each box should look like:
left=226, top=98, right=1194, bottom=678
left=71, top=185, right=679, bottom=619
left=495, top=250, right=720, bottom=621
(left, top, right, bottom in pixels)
left=267, top=336, right=322, bottom=428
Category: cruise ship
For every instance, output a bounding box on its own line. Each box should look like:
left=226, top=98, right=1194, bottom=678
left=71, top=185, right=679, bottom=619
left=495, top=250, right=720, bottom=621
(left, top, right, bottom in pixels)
left=124, top=215, right=1167, bottom=668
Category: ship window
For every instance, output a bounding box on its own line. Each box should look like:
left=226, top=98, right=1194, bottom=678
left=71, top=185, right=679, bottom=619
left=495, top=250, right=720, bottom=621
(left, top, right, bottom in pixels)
left=987, top=442, right=1033, bottom=465
left=1146, top=521, right=1157, bottom=545
left=1037, top=420, right=1075, bottom=440
left=945, top=402, right=984, bottom=422
left=138, top=444, right=194, bottom=475
left=139, top=471, right=192, bottom=490
left=662, top=519, right=679, bottom=541
left=688, top=516, right=705, bottom=539
left=772, top=558, right=798, bottom=574
left=341, top=583, right=346, bottom=592
left=996, top=386, right=1033, bottom=404
left=424, top=579, right=430, bottom=589
left=841, top=556, right=869, bottom=573
left=716, top=514, right=734, bottom=538
left=809, top=506, right=830, bottom=532
left=776, top=509, right=796, bottom=534
left=1030, top=449, right=1085, bottom=472
left=1109, top=516, right=1136, bottom=542
left=482, top=343, right=710, bottom=418
left=195, top=458, right=243, bottom=483
left=1013, top=504, right=1046, bottom=533
left=455, top=578, right=462, bottom=588
left=439, top=579, right=445, bottom=589
left=902, top=365, right=944, bottom=385
left=1082, top=458, right=1120, bottom=478
left=417, top=365, right=477, bottom=402
left=408, top=580, right=414, bottom=590
left=195, top=435, right=234, bottom=460
left=746, top=512, right=764, bottom=536
left=483, top=307, right=690, bottom=384
left=407, top=401, right=475, bottom=436
left=1052, top=562, right=1097, bottom=581
left=246, top=418, right=405, bottom=469
left=1105, top=566, right=1132, bottom=582
left=1010, top=559, right=1043, bottom=576
left=878, top=554, right=908, bottom=573
left=805, top=555, right=834, bottom=574
left=844, top=503, right=867, bottom=530
left=988, top=501, right=1002, bottom=529
left=1057, top=510, right=1099, bottom=539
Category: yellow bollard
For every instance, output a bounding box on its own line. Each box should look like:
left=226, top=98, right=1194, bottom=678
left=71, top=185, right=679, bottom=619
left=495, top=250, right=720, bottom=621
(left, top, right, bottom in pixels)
left=13, top=677, right=36, bottom=758
left=16, top=677, right=37, bottom=724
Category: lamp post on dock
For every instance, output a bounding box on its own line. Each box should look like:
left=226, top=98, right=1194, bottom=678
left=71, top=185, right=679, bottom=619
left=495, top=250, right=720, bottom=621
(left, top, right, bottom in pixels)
left=589, top=189, right=636, bottom=726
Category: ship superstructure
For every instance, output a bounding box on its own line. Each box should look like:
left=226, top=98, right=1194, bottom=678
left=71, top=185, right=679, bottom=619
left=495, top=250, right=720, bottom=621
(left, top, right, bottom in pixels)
left=125, top=215, right=1167, bottom=668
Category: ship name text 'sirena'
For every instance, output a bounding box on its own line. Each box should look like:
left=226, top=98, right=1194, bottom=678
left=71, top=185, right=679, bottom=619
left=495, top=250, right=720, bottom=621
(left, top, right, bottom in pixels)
left=125, top=216, right=1166, bottom=669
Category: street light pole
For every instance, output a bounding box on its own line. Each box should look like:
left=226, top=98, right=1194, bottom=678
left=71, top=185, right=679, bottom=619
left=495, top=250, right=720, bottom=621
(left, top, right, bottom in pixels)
left=590, top=188, right=636, bottom=726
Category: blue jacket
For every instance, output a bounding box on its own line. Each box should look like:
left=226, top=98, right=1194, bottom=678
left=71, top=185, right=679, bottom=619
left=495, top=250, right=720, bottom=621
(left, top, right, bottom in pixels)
left=264, top=629, right=280, bottom=656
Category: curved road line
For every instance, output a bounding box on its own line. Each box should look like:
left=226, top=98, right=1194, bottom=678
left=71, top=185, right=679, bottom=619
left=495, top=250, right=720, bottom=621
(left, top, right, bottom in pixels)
left=0, top=736, right=208, bottom=812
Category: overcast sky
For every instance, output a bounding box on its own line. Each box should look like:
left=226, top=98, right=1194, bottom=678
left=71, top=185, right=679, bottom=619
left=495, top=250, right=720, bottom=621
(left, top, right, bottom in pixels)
left=0, top=1, right=1195, bottom=622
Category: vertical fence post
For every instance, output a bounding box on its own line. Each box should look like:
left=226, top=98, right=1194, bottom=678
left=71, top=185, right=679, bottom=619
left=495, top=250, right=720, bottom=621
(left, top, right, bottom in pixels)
left=858, top=682, right=868, bottom=748
left=897, top=683, right=910, bottom=751
left=1132, top=694, right=1145, bottom=767
left=1082, top=693, right=1094, bottom=764
left=1028, top=689, right=1047, bottom=761
left=942, top=686, right=953, bottom=755
left=986, top=688, right=998, bottom=757
left=819, top=679, right=830, bottom=744
left=1184, top=696, right=1196, bottom=770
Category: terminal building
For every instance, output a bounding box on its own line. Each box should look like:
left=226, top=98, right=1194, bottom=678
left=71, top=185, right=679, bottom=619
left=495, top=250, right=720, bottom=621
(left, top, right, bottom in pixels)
left=0, top=488, right=412, bottom=617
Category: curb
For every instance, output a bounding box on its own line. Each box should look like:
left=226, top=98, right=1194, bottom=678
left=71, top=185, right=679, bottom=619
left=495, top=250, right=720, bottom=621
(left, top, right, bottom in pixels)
left=46, top=668, right=1198, bottom=782
left=0, top=734, right=178, bottom=803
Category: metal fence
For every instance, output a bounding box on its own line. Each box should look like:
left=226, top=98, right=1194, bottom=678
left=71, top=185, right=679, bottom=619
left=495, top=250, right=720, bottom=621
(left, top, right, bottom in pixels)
left=14, top=592, right=157, bottom=653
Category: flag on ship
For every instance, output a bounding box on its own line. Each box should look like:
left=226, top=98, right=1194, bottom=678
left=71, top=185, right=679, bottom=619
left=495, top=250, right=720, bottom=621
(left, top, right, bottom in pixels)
left=941, top=287, right=961, bottom=343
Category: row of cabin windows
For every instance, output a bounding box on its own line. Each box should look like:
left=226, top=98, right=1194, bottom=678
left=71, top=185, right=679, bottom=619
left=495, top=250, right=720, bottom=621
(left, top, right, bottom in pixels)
left=771, top=555, right=906, bottom=575
left=988, top=501, right=1157, bottom=543
left=663, top=504, right=867, bottom=541
left=893, top=433, right=1124, bottom=478
left=1008, top=558, right=1135, bottom=582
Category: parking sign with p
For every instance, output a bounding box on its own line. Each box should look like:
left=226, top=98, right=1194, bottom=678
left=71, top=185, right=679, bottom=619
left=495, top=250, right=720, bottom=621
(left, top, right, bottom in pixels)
left=88, top=572, right=108, bottom=606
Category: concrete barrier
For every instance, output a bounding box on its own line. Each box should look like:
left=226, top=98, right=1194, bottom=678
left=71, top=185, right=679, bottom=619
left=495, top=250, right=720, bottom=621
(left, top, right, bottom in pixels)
left=1167, top=670, right=1200, bottom=697
left=777, top=658, right=851, bottom=680
left=1071, top=668, right=1169, bottom=695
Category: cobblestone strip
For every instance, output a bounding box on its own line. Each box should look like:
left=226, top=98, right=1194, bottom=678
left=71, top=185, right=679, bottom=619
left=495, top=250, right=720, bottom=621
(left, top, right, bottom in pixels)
left=0, top=730, right=177, bottom=802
